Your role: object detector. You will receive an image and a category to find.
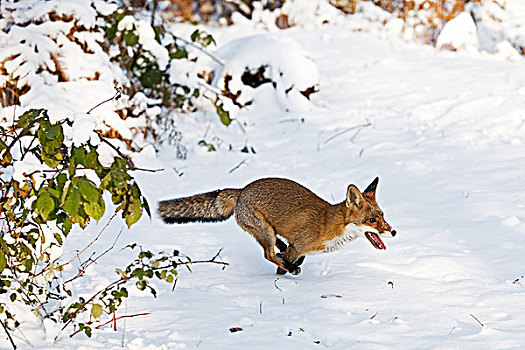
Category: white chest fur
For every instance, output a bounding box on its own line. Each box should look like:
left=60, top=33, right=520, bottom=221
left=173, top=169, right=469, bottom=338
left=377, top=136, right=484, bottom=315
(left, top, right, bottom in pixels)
left=321, top=224, right=371, bottom=253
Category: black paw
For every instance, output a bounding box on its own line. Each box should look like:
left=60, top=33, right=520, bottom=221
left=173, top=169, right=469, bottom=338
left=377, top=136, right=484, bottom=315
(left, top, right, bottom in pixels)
left=283, top=260, right=301, bottom=275
left=289, top=266, right=301, bottom=275
left=295, top=256, right=305, bottom=267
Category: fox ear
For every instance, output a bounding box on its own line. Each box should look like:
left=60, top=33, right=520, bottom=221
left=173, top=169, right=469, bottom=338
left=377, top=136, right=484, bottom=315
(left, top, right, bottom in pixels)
left=346, top=185, right=364, bottom=208
left=363, top=177, right=379, bottom=200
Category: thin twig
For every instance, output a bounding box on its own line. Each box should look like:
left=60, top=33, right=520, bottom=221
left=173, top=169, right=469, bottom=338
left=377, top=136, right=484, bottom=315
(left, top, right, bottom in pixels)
left=86, top=88, right=122, bottom=115
left=95, top=312, right=151, bottom=329
left=25, top=165, right=164, bottom=178
left=170, top=34, right=225, bottom=66
left=35, top=214, right=117, bottom=279
left=198, top=80, right=223, bottom=96
left=55, top=279, right=126, bottom=342
left=121, top=302, right=127, bottom=347
left=59, top=214, right=116, bottom=269
left=63, top=228, right=124, bottom=285
left=95, top=131, right=134, bottom=168
left=228, top=160, right=246, bottom=174
left=470, top=313, right=484, bottom=327
left=179, top=259, right=229, bottom=267
left=274, top=278, right=282, bottom=291
left=210, top=248, right=224, bottom=262
left=1, top=320, right=17, bottom=350
left=323, top=122, right=371, bottom=144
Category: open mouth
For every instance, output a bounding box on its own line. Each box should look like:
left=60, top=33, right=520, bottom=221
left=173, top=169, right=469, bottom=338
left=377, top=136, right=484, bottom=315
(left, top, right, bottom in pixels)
left=365, top=232, right=386, bottom=250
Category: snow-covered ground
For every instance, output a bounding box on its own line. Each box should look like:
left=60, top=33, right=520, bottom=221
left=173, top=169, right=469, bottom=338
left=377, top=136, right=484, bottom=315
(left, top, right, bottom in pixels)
left=5, top=14, right=525, bottom=350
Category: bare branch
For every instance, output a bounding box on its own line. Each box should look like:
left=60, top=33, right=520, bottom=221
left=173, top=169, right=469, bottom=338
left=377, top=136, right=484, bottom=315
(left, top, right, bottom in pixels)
left=86, top=87, right=122, bottom=115
left=94, top=313, right=151, bottom=330
left=470, top=313, right=484, bottom=327
left=323, top=122, right=371, bottom=145
left=1, top=320, right=17, bottom=350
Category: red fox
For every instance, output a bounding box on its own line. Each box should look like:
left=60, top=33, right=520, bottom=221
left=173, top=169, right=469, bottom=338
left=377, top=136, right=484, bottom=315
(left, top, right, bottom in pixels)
left=158, top=177, right=395, bottom=275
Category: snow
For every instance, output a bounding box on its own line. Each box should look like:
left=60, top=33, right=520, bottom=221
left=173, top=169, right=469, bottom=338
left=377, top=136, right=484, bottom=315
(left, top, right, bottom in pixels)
left=2, top=1, right=525, bottom=349
left=7, top=25, right=521, bottom=349
left=212, top=34, right=319, bottom=111
left=436, top=12, right=480, bottom=53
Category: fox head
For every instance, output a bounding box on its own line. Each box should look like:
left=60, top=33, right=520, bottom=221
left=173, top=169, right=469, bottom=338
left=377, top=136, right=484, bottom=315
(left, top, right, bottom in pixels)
left=344, top=177, right=396, bottom=250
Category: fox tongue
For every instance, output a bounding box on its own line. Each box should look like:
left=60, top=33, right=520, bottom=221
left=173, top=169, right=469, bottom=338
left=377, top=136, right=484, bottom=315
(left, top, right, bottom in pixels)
left=365, top=232, right=386, bottom=250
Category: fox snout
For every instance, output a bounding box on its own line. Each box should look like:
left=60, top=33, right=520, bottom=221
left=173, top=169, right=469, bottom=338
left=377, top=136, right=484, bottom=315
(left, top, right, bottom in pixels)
left=377, top=219, right=396, bottom=237
left=381, top=229, right=396, bottom=238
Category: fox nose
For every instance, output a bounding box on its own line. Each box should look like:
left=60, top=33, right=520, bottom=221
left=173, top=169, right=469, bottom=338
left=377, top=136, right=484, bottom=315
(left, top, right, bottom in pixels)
left=391, top=230, right=397, bottom=237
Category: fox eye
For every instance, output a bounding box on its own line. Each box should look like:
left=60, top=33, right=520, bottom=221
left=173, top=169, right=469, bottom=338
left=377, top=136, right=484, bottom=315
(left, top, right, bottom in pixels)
left=368, top=218, right=376, bottom=223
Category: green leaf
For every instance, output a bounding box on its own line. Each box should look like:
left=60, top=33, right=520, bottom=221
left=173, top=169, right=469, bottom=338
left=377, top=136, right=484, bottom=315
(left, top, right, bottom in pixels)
left=84, top=200, right=105, bottom=222
left=41, top=151, right=62, bottom=168
left=57, top=173, right=67, bottom=189
left=53, top=232, right=63, bottom=245
left=170, top=46, right=188, bottom=59
left=0, top=138, right=12, bottom=166
left=123, top=30, right=139, bottom=46
left=37, top=120, right=64, bottom=168
left=71, top=146, right=86, bottom=166
left=77, top=178, right=101, bottom=203
left=64, top=186, right=80, bottom=218
left=91, top=304, right=103, bottom=319
left=140, top=69, right=163, bottom=88
left=202, top=34, right=216, bottom=47
left=216, top=103, right=231, bottom=126
left=0, top=249, right=6, bottom=273
left=190, top=29, right=200, bottom=42
left=46, top=124, right=63, bottom=141
left=0, top=238, right=8, bottom=253
left=35, top=192, right=55, bottom=221
left=125, top=199, right=142, bottom=228
left=132, top=268, right=144, bottom=279
left=15, top=109, right=43, bottom=128
left=85, top=147, right=100, bottom=168
left=136, top=280, right=147, bottom=290
left=61, top=216, right=72, bottom=236
left=142, top=198, right=151, bottom=218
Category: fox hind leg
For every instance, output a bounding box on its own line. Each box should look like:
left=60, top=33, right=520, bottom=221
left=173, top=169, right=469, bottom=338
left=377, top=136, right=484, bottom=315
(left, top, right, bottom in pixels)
left=235, top=208, right=295, bottom=274
left=275, top=237, right=289, bottom=275
left=275, top=237, right=287, bottom=253
left=276, top=245, right=304, bottom=275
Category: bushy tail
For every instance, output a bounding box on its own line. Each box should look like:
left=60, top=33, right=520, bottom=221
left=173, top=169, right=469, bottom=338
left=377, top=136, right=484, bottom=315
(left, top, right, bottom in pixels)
left=158, top=189, right=242, bottom=224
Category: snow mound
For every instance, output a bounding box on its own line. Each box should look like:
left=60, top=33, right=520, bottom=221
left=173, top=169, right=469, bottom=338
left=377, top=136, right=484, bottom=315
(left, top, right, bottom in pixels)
left=213, top=34, right=319, bottom=112
left=436, top=12, right=479, bottom=53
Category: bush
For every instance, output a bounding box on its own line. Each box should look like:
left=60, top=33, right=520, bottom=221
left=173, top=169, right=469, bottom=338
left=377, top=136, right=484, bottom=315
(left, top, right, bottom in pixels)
left=0, top=108, right=228, bottom=345
left=0, top=108, right=145, bottom=339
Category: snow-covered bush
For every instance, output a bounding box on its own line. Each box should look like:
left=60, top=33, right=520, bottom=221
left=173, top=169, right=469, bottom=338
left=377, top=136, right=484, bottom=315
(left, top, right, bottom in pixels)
left=0, top=108, right=228, bottom=344
left=0, top=0, right=228, bottom=158
left=435, top=11, right=479, bottom=53
left=0, top=1, right=239, bottom=343
left=214, top=0, right=523, bottom=59
left=0, top=108, right=148, bottom=339
left=212, top=34, right=319, bottom=113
